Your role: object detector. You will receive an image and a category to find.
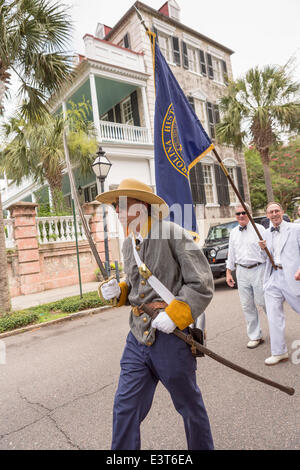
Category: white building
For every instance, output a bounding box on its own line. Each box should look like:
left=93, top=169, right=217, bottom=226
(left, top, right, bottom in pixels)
left=1, top=0, right=250, bottom=245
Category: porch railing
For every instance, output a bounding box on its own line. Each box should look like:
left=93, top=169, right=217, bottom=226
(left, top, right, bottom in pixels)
left=36, top=215, right=91, bottom=245
left=99, top=120, right=152, bottom=144
left=4, top=219, right=15, bottom=249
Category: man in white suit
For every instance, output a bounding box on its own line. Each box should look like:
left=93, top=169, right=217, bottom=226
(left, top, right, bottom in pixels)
left=259, top=202, right=300, bottom=365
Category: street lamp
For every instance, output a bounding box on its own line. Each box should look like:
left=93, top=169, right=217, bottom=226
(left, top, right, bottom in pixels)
left=92, top=146, right=112, bottom=193
left=92, top=146, right=112, bottom=276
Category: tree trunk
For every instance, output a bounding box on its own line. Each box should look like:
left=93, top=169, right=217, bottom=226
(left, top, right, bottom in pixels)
left=45, top=168, right=65, bottom=214
left=262, top=160, right=274, bottom=202
left=0, top=192, right=11, bottom=315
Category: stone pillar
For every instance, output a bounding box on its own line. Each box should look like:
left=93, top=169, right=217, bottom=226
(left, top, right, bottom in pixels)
left=82, top=201, right=108, bottom=263
left=8, top=202, right=44, bottom=295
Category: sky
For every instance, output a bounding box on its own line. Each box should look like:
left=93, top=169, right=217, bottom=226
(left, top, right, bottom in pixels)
left=64, top=0, right=300, bottom=81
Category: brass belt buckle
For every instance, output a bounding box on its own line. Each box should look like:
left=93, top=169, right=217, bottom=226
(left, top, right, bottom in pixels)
left=138, top=263, right=152, bottom=280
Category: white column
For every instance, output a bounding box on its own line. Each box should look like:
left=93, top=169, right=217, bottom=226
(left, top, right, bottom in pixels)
left=141, top=85, right=152, bottom=143
left=89, top=73, right=101, bottom=140
left=48, top=186, right=53, bottom=209
left=148, top=158, right=156, bottom=190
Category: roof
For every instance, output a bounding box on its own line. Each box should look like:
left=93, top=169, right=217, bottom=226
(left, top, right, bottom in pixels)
left=104, top=1, right=234, bottom=55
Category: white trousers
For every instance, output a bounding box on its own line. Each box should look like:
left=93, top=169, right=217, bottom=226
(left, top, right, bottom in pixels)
left=236, top=263, right=266, bottom=341
left=264, top=268, right=300, bottom=356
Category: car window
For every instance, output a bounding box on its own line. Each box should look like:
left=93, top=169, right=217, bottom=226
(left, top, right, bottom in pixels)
left=207, top=221, right=238, bottom=241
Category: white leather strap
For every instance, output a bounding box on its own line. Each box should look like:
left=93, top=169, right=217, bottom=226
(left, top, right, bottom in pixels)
left=130, top=234, right=205, bottom=333
left=131, top=235, right=175, bottom=304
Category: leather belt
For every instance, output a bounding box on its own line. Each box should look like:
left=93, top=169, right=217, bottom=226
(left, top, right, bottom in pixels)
left=237, top=262, right=262, bottom=269
left=131, top=301, right=168, bottom=318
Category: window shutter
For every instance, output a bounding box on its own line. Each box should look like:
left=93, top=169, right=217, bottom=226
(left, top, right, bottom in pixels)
left=182, top=41, right=189, bottom=69
left=199, top=50, right=207, bottom=76
left=115, top=103, right=122, bottom=123
left=172, top=36, right=181, bottom=65
left=206, top=53, right=214, bottom=80
left=189, top=163, right=206, bottom=204
left=206, top=102, right=215, bottom=139
left=130, top=90, right=140, bottom=126
left=123, top=33, right=130, bottom=49
left=214, top=164, right=230, bottom=206
left=221, top=60, right=228, bottom=85
left=236, top=167, right=245, bottom=200
left=107, top=109, right=114, bottom=122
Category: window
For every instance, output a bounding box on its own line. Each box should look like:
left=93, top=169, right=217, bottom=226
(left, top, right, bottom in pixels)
left=123, top=33, right=130, bottom=49
left=202, top=165, right=215, bottom=204
left=118, top=33, right=131, bottom=49
left=121, top=97, right=134, bottom=125
left=187, top=96, right=195, bottom=112
left=187, top=45, right=198, bottom=73
left=206, top=53, right=228, bottom=84
left=158, top=33, right=172, bottom=62
left=212, top=57, right=223, bottom=83
left=83, top=184, right=98, bottom=203
left=226, top=167, right=237, bottom=204
left=169, top=5, right=180, bottom=21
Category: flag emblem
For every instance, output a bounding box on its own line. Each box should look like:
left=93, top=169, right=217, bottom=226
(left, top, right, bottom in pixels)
left=162, top=103, right=188, bottom=178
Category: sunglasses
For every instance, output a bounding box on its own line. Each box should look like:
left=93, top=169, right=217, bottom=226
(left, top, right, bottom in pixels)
left=236, top=211, right=247, bottom=216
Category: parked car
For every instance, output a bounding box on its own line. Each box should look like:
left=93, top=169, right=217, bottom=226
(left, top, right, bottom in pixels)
left=202, top=216, right=265, bottom=287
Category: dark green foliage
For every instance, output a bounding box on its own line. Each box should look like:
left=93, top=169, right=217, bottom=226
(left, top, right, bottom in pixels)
left=0, top=291, right=109, bottom=333
left=0, top=311, right=39, bottom=333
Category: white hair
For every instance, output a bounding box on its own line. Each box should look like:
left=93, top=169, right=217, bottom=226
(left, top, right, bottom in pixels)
left=235, top=202, right=251, bottom=214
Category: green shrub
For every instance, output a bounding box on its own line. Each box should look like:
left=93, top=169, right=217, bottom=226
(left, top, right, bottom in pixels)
left=0, top=291, right=109, bottom=334
left=30, top=291, right=108, bottom=315
left=0, top=311, right=39, bottom=333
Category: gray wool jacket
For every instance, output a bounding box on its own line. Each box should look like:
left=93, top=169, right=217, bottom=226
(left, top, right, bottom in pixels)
left=120, top=220, right=214, bottom=346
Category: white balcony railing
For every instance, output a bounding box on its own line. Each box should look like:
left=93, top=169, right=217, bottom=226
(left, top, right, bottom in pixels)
left=99, top=120, right=152, bottom=145
left=4, top=219, right=15, bottom=249
left=36, top=215, right=91, bottom=245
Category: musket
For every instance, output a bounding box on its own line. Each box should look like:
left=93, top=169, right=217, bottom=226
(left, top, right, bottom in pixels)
left=141, top=303, right=295, bottom=396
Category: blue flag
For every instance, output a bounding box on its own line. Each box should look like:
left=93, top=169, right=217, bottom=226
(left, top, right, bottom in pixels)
left=152, top=35, right=214, bottom=233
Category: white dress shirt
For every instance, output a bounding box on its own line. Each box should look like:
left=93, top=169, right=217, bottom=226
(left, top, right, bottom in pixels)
left=226, top=223, right=266, bottom=271
left=270, top=220, right=288, bottom=266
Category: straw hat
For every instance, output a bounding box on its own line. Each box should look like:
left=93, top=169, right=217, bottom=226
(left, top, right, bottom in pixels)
left=96, top=178, right=169, bottom=219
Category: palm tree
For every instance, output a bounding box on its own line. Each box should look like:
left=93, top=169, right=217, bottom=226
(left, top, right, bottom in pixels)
left=216, top=64, right=300, bottom=202
left=0, top=0, right=73, bottom=314
left=1, top=105, right=98, bottom=213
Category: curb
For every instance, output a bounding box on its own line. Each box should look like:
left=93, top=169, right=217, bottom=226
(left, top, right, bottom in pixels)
left=0, top=305, right=114, bottom=339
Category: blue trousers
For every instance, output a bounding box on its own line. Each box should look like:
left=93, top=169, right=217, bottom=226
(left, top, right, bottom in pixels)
left=111, top=330, right=214, bottom=450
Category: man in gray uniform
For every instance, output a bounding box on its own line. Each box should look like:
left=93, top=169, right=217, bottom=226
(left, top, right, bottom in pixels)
left=97, top=178, right=214, bottom=450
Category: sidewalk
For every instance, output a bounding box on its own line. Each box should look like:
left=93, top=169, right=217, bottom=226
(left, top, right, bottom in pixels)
left=11, top=282, right=100, bottom=311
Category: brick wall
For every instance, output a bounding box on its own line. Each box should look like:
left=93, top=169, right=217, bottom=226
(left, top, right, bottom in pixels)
left=7, top=202, right=115, bottom=297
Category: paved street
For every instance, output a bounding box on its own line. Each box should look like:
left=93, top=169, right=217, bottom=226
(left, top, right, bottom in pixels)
left=0, top=279, right=299, bottom=450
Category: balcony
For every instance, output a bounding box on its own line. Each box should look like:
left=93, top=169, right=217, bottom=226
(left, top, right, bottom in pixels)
left=99, top=120, right=152, bottom=145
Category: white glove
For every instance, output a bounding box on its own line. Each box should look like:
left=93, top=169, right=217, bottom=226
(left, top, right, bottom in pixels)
left=100, top=279, right=121, bottom=300
left=152, top=311, right=176, bottom=334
